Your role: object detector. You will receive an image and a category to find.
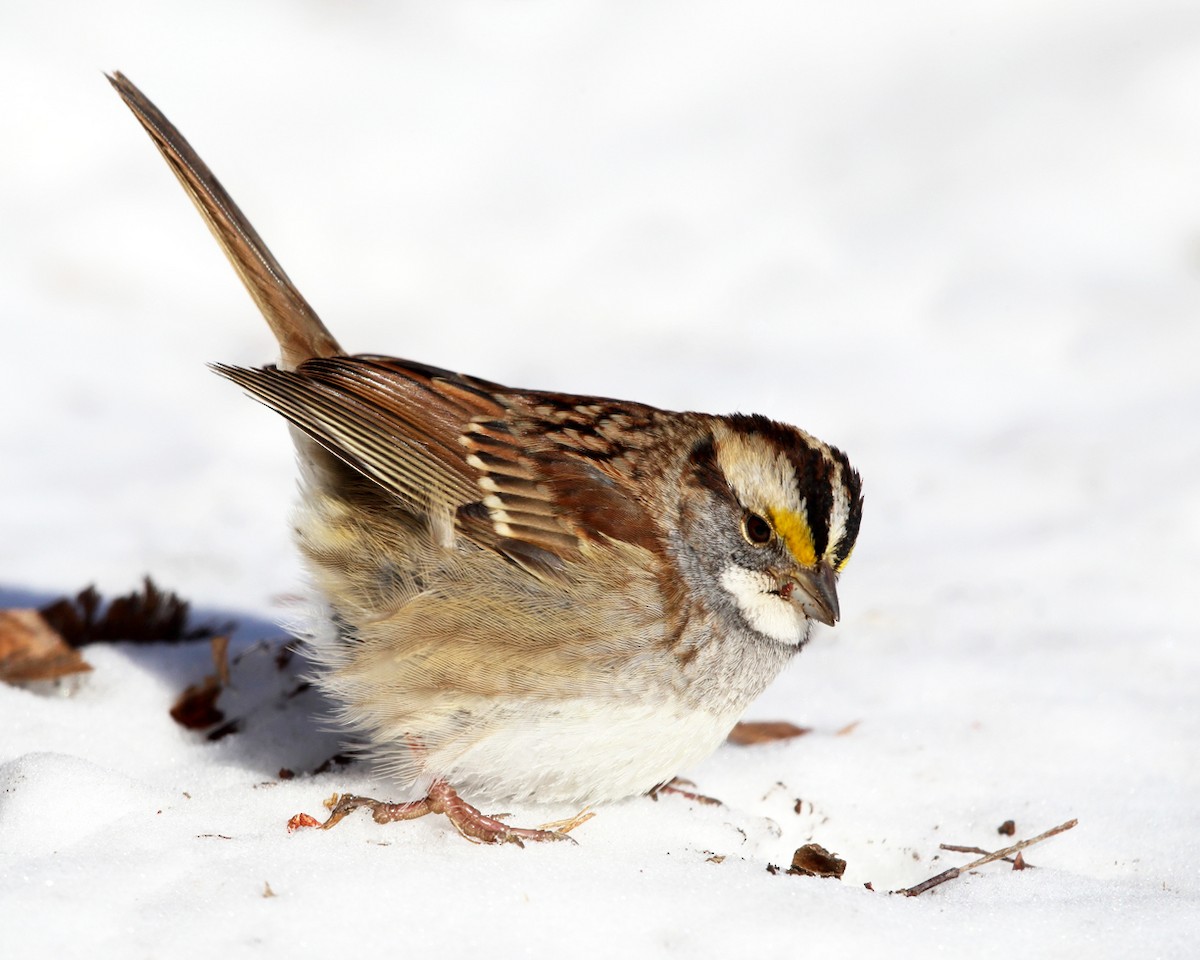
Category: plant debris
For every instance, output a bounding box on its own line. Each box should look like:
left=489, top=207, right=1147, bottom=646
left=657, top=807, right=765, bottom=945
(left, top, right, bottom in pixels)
left=2, top=578, right=235, bottom=690
left=727, top=721, right=811, bottom=745
left=787, top=843, right=847, bottom=879
left=998, top=819, right=1016, bottom=836
left=169, top=674, right=224, bottom=729
left=39, top=578, right=224, bottom=647
left=287, top=812, right=322, bottom=832
left=312, top=752, right=355, bottom=775
left=0, top=609, right=92, bottom=684
left=939, top=841, right=1037, bottom=869
left=167, top=634, right=333, bottom=761
left=648, top=777, right=722, bottom=806
left=894, top=819, right=1077, bottom=896
left=169, top=635, right=231, bottom=730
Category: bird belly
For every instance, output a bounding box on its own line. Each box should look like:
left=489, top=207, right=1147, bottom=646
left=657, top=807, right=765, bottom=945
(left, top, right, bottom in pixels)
left=428, top=696, right=742, bottom=805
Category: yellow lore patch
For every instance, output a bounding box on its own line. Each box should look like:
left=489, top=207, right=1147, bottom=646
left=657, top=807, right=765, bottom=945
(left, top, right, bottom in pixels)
left=769, top=508, right=818, bottom=568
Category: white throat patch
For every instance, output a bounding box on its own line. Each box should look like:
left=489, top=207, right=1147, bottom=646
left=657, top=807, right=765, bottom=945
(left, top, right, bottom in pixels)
left=719, top=565, right=809, bottom=645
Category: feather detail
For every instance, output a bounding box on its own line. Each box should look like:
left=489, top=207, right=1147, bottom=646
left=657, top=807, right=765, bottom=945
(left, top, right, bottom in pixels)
left=107, top=72, right=341, bottom=369
left=214, top=356, right=667, bottom=579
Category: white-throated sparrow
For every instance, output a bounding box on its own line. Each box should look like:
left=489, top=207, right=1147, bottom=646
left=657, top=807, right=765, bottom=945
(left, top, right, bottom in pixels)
left=109, top=73, right=863, bottom=845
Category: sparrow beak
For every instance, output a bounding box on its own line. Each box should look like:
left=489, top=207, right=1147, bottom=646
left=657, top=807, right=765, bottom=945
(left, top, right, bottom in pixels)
left=783, top=564, right=840, bottom=626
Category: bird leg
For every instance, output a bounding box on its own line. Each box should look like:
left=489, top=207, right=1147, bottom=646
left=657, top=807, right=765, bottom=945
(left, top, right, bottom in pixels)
left=319, top=780, right=580, bottom=846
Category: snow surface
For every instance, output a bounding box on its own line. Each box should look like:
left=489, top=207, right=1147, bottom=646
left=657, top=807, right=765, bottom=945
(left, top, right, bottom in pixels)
left=2, top=1, right=1199, bottom=956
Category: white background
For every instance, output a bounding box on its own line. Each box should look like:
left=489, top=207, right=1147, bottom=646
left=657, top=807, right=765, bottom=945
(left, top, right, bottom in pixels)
left=1, top=1, right=1197, bottom=957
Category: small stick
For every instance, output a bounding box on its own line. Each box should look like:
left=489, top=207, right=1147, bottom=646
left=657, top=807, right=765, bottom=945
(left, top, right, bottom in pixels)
left=939, top=843, right=1035, bottom=868
left=894, top=819, right=1077, bottom=897
left=649, top=778, right=723, bottom=806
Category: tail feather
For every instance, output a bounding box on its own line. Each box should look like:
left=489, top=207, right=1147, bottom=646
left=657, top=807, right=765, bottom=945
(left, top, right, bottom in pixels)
left=107, top=72, right=342, bottom=369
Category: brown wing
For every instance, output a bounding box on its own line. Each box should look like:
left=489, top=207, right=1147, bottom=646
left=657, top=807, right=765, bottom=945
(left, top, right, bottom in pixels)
left=214, top=356, right=662, bottom=578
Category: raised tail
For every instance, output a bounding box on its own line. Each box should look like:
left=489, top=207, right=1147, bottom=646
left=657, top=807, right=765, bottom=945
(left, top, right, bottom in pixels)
left=107, top=72, right=342, bottom=369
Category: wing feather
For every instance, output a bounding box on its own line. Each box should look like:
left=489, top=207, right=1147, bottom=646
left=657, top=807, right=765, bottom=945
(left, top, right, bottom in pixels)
left=215, top=356, right=665, bottom=573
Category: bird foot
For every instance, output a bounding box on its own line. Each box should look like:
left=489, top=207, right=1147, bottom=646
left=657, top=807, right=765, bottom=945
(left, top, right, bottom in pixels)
left=317, top=781, right=584, bottom=846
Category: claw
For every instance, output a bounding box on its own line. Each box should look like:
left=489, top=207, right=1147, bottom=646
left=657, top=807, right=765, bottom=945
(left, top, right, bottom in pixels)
left=314, top=781, right=587, bottom=845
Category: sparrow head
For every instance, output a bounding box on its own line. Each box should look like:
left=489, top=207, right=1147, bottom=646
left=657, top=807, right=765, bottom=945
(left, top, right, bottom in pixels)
left=681, top=414, right=863, bottom=645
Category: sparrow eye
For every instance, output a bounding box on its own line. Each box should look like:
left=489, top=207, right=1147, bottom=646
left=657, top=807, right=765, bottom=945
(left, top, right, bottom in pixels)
left=741, top=512, right=773, bottom=546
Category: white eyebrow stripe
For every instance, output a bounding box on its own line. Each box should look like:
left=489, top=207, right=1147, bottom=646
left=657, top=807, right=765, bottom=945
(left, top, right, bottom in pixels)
left=826, top=458, right=849, bottom=554
left=716, top=426, right=808, bottom=519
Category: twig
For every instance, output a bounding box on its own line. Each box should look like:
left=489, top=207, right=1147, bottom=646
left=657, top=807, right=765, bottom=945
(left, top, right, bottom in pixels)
left=939, top=843, right=1035, bottom=868
left=894, top=819, right=1077, bottom=897
left=649, top=778, right=723, bottom=806
left=939, top=844, right=990, bottom=854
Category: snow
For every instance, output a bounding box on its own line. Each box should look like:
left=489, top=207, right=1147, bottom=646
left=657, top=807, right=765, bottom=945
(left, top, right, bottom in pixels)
left=2, top=0, right=1198, bottom=956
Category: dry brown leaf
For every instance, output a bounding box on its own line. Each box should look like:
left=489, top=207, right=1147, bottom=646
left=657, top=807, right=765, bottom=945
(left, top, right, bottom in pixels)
left=0, top=609, right=92, bottom=684
left=787, top=843, right=847, bottom=879
left=727, top=721, right=812, bottom=745
left=169, top=675, right=225, bottom=729
left=168, top=635, right=234, bottom=731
